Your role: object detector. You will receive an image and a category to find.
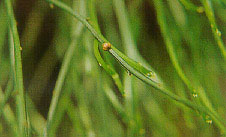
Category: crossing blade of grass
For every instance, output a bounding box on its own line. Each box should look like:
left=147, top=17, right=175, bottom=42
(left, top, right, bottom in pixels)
left=5, top=0, right=29, bottom=136
left=201, top=0, right=226, bottom=60
left=0, top=87, right=20, bottom=137
left=66, top=100, right=85, bottom=136
left=0, top=79, right=13, bottom=118
left=112, top=0, right=145, bottom=135
left=44, top=18, right=84, bottom=137
left=90, top=1, right=140, bottom=134
left=69, top=47, right=95, bottom=136
left=25, top=95, right=46, bottom=137
left=101, top=78, right=129, bottom=125
left=143, top=98, right=179, bottom=137
left=153, top=0, right=194, bottom=92
left=45, top=0, right=226, bottom=134
left=178, top=0, right=204, bottom=12
left=73, top=84, right=95, bottom=136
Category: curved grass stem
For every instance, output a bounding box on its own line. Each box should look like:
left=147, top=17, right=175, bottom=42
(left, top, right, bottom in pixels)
left=153, top=0, right=226, bottom=133
left=45, top=0, right=226, bottom=134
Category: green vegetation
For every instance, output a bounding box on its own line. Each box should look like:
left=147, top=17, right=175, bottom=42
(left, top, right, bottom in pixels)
left=0, top=0, right=225, bottom=136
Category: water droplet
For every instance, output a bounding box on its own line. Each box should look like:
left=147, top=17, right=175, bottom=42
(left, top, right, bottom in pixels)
left=205, top=115, right=212, bottom=124
left=192, top=89, right=198, bottom=98
left=192, top=93, right=198, bottom=98
left=99, top=63, right=102, bottom=66
left=206, top=120, right=212, bottom=124
left=216, top=29, right=221, bottom=37
left=146, top=71, right=154, bottom=78
left=49, top=4, right=54, bottom=9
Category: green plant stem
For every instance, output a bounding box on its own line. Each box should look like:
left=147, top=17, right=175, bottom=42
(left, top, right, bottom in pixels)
left=201, top=0, right=226, bottom=60
left=89, top=0, right=124, bottom=95
left=25, top=94, right=46, bottom=137
left=93, top=41, right=124, bottom=94
left=46, top=0, right=104, bottom=43
left=5, top=0, right=29, bottom=136
left=44, top=22, right=83, bottom=137
left=89, top=0, right=128, bottom=125
left=154, top=0, right=193, bottom=91
left=179, top=0, right=204, bottom=12
left=109, top=48, right=226, bottom=133
left=112, top=0, right=144, bottom=135
left=45, top=0, right=226, bottom=134
left=153, top=0, right=226, bottom=133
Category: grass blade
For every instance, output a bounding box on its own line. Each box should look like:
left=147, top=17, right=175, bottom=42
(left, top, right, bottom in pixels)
left=5, top=0, right=29, bottom=136
left=201, top=0, right=226, bottom=60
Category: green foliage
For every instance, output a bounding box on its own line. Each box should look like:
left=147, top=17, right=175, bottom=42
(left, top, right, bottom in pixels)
left=0, top=0, right=225, bottom=136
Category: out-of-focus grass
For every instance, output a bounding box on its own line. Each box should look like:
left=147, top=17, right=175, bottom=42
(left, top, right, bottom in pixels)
left=0, top=0, right=226, bottom=137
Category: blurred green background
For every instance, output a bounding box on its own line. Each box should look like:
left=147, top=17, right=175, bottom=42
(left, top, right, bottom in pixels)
left=0, top=0, right=226, bottom=136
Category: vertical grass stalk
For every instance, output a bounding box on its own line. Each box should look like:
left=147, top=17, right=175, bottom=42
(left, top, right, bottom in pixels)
left=201, top=0, right=226, bottom=60
left=5, top=0, right=29, bottom=136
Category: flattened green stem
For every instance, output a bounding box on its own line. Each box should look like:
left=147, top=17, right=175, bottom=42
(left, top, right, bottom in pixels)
left=45, top=0, right=226, bottom=133
left=201, top=0, right=226, bottom=60
left=108, top=48, right=226, bottom=134
left=89, top=0, right=129, bottom=127
left=89, top=0, right=124, bottom=95
left=5, top=0, right=29, bottom=136
left=94, top=41, right=124, bottom=95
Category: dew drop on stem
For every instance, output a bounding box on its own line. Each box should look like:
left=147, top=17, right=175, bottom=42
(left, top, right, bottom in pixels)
left=146, top=71, right=155, bottom=78
left=216, top=29, right=221, bottom=37
left=192, top=93, right=198, bottom=98
left=205, top=115, right=212, bottom=124
left=127, top=71, right=132, bottom=76
left=206, top=119, right=212, bottom=124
